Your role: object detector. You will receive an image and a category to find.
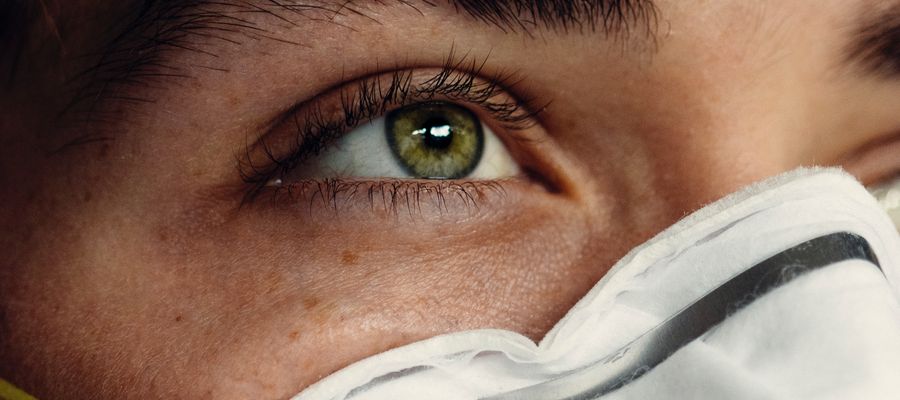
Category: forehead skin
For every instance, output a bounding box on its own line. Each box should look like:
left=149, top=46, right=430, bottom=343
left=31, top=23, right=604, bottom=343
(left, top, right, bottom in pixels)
left=1, top=1, right=900, bottom=399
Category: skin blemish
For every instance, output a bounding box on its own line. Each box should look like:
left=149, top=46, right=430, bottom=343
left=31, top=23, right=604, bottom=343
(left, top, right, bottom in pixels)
left=288, top=330, right=299, bottom=341
left=175, top=315, right=183, bottom=322
left=340, top=250, right=359, bottom=265
left=302, top=297, right=320, bottom=310
left=302, top=296, right=337, bottom=326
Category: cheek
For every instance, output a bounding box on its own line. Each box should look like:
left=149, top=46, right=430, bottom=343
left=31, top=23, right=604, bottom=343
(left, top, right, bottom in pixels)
left=7, top=180, right=631, bottom=399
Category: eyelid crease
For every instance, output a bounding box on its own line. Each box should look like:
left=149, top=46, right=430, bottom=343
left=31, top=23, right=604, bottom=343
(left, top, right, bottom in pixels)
left=238, top=50, right=548, bottom=204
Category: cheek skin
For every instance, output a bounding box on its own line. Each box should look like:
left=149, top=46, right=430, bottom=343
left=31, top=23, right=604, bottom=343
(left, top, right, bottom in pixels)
left=3, top=176, right=634, bottom=400
left=153, top=185, right=605, bottom=398
left=524, top=0, right=846, bottom=233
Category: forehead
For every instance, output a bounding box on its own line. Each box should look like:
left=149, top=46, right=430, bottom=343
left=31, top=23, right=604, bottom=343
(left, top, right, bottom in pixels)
left=52, top=0, right=898, bottom=61
left=9, top=0, right=899, bottom=130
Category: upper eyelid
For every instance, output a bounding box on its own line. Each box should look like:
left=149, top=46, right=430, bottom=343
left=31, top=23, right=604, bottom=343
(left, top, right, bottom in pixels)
left=267, top=50, right=543, bottom=132
left=345, top=68, right=540, bottom=130
left=255, top=55, right=541, bottom=154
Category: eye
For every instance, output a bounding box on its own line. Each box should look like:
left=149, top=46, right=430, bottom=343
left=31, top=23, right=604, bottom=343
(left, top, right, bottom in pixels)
left=241, top=61, right=546, bottom=200
left=282, top=101, right=520, bottom=181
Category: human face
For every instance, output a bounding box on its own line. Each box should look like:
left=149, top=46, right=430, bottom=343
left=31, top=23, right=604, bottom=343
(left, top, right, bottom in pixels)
left=1, top=1, right=899, bottom=398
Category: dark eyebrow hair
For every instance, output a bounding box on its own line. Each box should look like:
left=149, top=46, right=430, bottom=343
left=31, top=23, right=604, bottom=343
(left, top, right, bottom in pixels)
left=56, top=0, right=658, bottom=120
left=847, top=3, right=900, bottom=77
left=450, top=0, right=657, bottom=35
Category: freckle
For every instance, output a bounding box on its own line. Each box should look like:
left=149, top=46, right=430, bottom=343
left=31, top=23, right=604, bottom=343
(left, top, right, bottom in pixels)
left=341, top=250, right=359, bottom=265
left=288, top=330, right=299, bottom=340
left=158, top=231, right=168, bottom=241
left=175, top=315, right=183, bottom=322
left=303, top=297, right=320, bottom=309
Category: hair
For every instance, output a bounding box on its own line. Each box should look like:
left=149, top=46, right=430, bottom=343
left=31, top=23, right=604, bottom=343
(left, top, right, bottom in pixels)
left=0, top=0, right=31, bottom=86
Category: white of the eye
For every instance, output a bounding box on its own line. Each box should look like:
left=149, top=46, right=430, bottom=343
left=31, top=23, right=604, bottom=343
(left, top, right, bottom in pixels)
left=467, top=123, right=519, bottom=179
left=869, top=175, right=900, bottom=232
left=288, top=114, right=520, bottom=180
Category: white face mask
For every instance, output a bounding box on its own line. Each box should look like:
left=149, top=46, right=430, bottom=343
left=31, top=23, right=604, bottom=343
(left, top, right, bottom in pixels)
left=869, top=175, right=900, bottom=232
left=294, top=167, right=900, bottom=400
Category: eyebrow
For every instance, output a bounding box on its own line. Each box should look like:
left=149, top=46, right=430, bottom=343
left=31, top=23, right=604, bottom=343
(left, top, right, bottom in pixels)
left=58, top=0, right=658, bottom=118
left=449, top=0, right=658, bottom=35
left=847, top=3, right=900, bottom=76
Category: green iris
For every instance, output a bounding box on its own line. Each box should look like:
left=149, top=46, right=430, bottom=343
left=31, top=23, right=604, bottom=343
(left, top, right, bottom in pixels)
left=386, top=102, right=484, bottom=179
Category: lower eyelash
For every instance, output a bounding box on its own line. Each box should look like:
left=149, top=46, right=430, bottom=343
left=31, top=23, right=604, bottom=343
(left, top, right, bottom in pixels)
left=255, top=178, right=509, bottom=216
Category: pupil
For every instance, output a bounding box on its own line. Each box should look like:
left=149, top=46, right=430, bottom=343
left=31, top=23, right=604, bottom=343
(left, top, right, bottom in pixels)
left=420, top=117, right=453, bottom=150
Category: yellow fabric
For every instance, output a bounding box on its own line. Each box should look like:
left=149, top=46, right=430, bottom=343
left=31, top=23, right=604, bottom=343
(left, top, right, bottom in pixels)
left=0, top=379, right=38, bottom=400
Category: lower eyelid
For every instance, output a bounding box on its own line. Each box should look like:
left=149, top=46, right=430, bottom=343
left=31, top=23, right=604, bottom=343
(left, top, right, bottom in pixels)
left=255, top=178, right=521, bottom=218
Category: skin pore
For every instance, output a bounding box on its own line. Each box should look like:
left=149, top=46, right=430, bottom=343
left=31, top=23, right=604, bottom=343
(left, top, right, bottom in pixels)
left=1, top=0, right=900, bottom=399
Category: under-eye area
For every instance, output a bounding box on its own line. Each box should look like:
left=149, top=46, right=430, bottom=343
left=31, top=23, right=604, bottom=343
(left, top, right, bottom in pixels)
left=253, top=178, right=517, bottom=217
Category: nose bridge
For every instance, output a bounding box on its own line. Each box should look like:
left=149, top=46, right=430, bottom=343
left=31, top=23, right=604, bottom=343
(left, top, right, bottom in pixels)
left=557, top=64, right=800, bottom=241
left=634, top=114, right=791, bottom=213
left=545, top=4, right=824, bottom=228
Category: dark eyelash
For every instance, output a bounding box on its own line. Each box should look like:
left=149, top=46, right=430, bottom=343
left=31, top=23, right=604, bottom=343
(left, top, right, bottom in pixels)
left=252, top=178, right=509, bottom=217
left=239, top=52, right=545, bottom=203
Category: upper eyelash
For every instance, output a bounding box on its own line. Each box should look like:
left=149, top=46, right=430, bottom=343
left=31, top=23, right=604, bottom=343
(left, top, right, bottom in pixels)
left=342, top=51, right=540, bottom=132
left=239, top=52, right=545, bottom=202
